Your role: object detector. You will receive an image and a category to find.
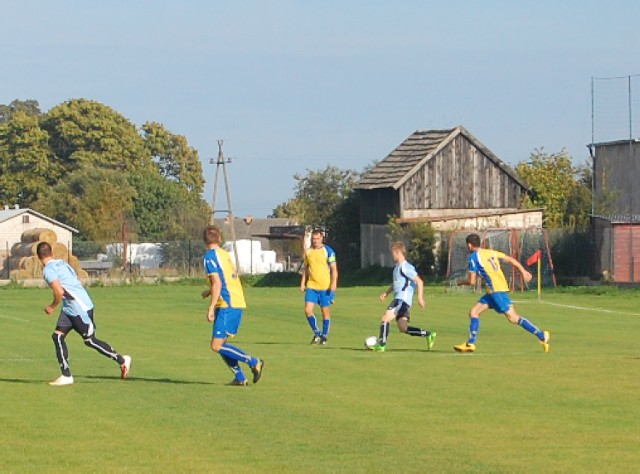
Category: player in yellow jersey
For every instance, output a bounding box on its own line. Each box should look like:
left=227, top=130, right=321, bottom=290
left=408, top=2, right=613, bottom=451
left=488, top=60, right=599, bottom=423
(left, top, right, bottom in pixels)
left=300, top=229, right=338, bottom=345
left=454, top=233, right=550, bottom=353
left=202, top=226, right=264, bottom=385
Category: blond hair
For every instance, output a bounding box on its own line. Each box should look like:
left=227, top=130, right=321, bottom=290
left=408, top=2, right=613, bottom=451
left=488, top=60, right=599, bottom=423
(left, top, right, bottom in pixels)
left=391, top=241, right=407, bottom=256
left=203, top=226, right=221, bottom=245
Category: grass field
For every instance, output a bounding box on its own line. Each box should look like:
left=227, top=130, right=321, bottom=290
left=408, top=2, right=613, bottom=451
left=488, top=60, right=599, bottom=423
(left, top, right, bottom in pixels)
left=1, top=284, right=639, bottom=472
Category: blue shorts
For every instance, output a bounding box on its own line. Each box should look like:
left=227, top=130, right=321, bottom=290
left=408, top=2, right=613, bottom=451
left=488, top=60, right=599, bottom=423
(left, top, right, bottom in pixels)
left=212, top=308, right=243, bottom=339
left=305, top=288, right=334, bottom=307
left=479, top=292, right=512, bottom=314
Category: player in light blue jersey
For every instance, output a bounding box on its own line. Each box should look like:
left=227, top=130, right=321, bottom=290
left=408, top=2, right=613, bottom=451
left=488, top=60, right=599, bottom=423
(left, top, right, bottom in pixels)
left=370, top=242, right=436, bottom=352
left=37, top=242, right=131, bottom=386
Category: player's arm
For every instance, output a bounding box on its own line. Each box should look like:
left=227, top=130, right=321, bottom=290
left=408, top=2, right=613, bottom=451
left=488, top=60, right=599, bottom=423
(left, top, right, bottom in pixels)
left=413, top=275, right=425, bottom=308
left=500, top=254, right=532, bottom=283
left=379, top=284, right=393, bottom=301
left=299, top=265, right=308, bottom=292
left=207, top=273, right=222, bottom=322
left=329, top=261, right=338, bottom=292
left=456, top=271, right=477, bottom=287
left=44, top=279, right=64, bottom=315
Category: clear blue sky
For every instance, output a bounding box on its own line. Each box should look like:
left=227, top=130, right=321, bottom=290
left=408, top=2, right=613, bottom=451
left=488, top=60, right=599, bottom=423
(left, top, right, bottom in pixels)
left=2, top=1, right=639, bottom=217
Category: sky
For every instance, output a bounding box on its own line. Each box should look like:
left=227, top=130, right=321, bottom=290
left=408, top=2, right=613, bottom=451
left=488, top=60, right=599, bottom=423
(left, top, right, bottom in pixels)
left=2, top=0, right=640, bottom=217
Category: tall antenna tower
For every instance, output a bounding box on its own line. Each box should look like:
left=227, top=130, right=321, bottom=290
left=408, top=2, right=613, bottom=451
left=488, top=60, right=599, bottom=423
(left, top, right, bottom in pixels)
left=210, top=139, right=241, bottom=273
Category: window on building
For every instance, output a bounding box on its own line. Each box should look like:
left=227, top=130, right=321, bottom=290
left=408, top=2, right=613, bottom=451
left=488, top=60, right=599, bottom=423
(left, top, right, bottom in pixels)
left=22, top=215, right=29, bottom=224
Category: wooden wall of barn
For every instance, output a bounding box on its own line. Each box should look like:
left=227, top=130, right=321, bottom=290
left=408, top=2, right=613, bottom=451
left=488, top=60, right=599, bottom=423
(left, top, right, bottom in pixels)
left=358, top=188, right=400, bottom=225
left=400, top=135, right=523, bottom=212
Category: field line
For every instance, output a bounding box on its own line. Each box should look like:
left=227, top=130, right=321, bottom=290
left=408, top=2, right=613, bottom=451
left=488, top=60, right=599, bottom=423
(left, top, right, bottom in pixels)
left=0, top=314, right=30, bottom=323
left=515, top=300, right=640, bottom=316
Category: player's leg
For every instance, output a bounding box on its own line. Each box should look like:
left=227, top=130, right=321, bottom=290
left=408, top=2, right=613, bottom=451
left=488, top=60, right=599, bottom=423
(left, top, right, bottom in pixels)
left=74, top=310, right=129, bottom=377
left=318, top=290, right=333, bottom=344
left=374, top=305, right=398, bottom=351
left=503, top=305, right=550, bottom=352
left=304, top=290, right=322, bottom=343
left=454, top=298, right=489, bottom=352
left=397, top=312, right=437, bottom=350
left=49, top=312, right=74, bottom=385
left=211, top=309, right=264, bottom=384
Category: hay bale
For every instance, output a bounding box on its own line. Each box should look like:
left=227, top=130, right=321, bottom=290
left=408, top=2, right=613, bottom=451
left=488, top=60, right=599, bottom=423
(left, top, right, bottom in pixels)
left=21, top=256, right=42, bottom=274
left=21, top=228, right=57, bottom=244
left=53, top=243, right=69, bottom=260
left=76, top=268, right=89, bottom=279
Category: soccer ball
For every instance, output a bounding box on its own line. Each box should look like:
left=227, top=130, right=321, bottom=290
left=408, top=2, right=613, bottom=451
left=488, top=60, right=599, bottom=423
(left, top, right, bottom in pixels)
left=364, top=336, right=378, bottom=350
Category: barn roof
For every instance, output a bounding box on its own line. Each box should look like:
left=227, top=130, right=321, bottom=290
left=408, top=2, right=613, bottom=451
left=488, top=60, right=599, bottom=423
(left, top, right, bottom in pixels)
left=592, top=214, right=640, bottom=224
left=0, top=207, right=79, bottom=233
left=355, top=126, right=528, bottom=191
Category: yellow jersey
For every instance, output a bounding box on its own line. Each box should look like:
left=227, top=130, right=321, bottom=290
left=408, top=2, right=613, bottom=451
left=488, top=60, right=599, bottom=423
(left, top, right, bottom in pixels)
left=203, top=246, right=246, bottom=309
left=468, top=248, right=510, bottom=293
left=304, top=245, right=336, bottom=290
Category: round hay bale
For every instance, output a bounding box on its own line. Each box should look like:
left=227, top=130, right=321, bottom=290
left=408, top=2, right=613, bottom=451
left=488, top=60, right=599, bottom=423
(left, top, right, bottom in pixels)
left=53, top=243, right=68, bottom=260
left=11, top=243, right=36, bottom=257
left=21, top=228, right=57, bottom=244
left=76, top=268, right=89, bottom=279
left=21, top=256, right=41, bottom=273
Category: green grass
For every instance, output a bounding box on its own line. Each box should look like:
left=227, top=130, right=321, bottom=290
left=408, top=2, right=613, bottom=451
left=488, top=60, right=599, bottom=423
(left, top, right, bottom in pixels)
left=1, top=285, right=639, bottom=472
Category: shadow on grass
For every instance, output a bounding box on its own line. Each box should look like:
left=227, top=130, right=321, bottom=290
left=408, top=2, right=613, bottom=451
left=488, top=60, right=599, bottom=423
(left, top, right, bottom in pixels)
left=319, top=346, right=435, bottom=353
left=83, top=375, right=215, bottom=385
left=0, top=378, right=47, bottom=384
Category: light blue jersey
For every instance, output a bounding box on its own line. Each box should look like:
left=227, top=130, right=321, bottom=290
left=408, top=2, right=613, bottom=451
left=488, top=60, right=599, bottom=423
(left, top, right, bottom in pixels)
left=392, top=260, right=418, bottom=306
left=43, top=259, right=94, bottom=322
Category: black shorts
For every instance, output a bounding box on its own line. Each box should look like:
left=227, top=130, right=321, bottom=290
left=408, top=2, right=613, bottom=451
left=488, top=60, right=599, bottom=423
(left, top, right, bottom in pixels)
left=387, top=299, right=411, bottom=321
left=55, top=309, right=96, bottom=338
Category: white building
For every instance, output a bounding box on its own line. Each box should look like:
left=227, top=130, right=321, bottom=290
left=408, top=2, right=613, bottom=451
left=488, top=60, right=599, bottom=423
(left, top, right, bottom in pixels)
left=0, top=206, right=78, bottom=277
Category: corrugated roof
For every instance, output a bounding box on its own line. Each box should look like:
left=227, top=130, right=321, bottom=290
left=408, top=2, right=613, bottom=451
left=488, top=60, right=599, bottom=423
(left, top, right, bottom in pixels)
left=355, top=126, right=528, bottom=191
left=0, top=208, right=79, bottom=233
left=592, top=214, right=640, bottom=224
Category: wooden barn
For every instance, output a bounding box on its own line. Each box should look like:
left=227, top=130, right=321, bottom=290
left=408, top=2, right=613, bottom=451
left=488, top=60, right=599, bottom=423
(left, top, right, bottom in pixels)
left=355, top=126, right=542, bottom=266
left=592, top=215, right=640, bottom=283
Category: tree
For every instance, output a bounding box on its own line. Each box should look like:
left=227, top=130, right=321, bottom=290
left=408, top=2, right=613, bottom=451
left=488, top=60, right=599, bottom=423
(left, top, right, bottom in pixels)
left=0, top=99, right=42, bottom=123
left=271, top=166, right=360, bottom=227
left=387, top=217, right=437, bottom=277
left=515, top=149, right=591, bottom=229
left=41, top=99, right=151, bottom=174
left=0, top=111, right=52, bottom=206
left=142, top=122, right=205, bottom=194
left=128, top=170, right=210, bottom=241
left=33, top=166, right=136, bottom=241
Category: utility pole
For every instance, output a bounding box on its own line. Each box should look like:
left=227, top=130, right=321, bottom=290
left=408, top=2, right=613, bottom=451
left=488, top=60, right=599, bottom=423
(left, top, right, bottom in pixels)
left=210, top=140, right=241, bottom=274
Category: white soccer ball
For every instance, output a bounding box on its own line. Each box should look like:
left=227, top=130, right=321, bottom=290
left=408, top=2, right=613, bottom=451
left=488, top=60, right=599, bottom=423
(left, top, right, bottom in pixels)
left=364, top=336, right=378, bottom=349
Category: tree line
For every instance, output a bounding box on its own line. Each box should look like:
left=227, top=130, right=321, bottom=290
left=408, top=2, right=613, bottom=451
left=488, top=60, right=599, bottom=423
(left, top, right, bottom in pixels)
left=0, top=99, right=210, bottom=242
left=1, top=97, right=592, bottom=272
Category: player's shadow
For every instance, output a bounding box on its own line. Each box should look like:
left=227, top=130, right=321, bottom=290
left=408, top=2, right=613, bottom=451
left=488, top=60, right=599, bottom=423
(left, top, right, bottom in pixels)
left=0, top=377, right=46, bottom=384
left=323, top=346, right=439, bottom=353
left=253, top=341, right=299, bottom=346
left=82, top=375, right=215, bottom=385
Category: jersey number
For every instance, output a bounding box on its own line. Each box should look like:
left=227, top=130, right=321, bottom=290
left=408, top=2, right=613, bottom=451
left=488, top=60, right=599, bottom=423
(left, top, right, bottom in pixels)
left=487, top=256, right=500, bottom=272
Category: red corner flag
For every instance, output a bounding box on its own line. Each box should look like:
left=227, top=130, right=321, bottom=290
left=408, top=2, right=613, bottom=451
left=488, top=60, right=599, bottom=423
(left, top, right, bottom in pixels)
left=526, top=249, right=542, bottom=266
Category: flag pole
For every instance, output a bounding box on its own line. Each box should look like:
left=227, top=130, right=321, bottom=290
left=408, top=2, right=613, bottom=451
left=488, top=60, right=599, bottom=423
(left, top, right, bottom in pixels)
left=537, top=256, right=542, bottom=301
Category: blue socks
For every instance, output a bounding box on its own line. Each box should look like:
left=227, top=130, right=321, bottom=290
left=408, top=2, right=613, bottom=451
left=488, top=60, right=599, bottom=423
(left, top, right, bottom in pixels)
left=220, top=353, right=246, bottom=382
left=307, top=315, right=321, bottom=336
left=322, top=319, right=330, bottom=338
left=468, top=317, right=480, bottom=344
left=518, top=317, right=545, bottom=339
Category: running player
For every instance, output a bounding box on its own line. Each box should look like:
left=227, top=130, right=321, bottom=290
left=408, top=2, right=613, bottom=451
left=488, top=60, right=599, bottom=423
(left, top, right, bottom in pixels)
left=202, top=225, right=264, bottom=386
left=37, top=242, right=131, bottom=386
left=371, top=242, right=436, bottom=352
left=454, top=233, right=550, bottom=353
left=299, top=229, right=338, bottom=345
